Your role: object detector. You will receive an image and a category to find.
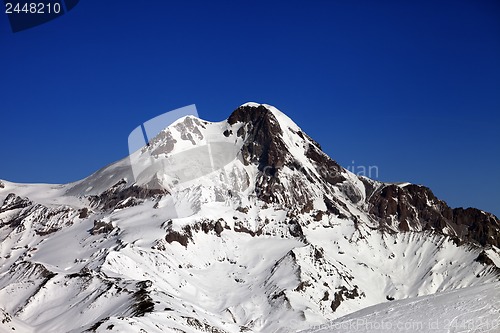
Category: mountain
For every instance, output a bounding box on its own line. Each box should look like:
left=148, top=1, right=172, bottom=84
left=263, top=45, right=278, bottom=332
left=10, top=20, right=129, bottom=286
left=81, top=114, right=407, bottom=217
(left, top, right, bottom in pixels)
left=0, top=103, right=499, bottom=333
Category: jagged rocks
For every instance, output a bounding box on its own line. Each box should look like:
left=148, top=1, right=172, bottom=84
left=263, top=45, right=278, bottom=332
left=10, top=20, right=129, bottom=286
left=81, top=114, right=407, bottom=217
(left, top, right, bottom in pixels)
left=475, top=251, right=495, bottom=266
left=228, top=104, right=287, bottom=172
left=132, top=281, right=154, bottom=316
left=165, top=225, right=192, bottom=247
left=305, top=143, right=345, bottom=186
left=330, top=292, right=343, bottom=312
left=0, top=308, right=12, bottom=325
left=452, top=208, right=500, bottom=247
left=295, top=281, right=312, bottom=292
left=0, top=193, right=32, bottom=213
left=165, top=231, right=189, bottom=246
left=89, top=180, right=166, bottom=211
left=191, top=220, right=225, bottom=237
left=368, top=184, right=500, bottom=247
left=183, top=316, right=229, bottom=333
left=0, top=195, right=75, bottom=234
left=90, top=220, right=114, bottom=235
left=288, top=220, right=304, bottom=239
left=234, top=222, right=257, bottom=237
left=78, top=207, right=90, bottom=219
left=9, top=261, right=55, bottom=280
left=330, top=286, right=362, bottom=312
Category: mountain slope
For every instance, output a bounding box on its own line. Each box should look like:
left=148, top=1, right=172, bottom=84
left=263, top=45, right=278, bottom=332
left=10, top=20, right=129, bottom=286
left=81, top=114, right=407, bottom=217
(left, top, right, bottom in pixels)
left=0, top=103, right=499, bottom=333
left=301, top=281, right=500, bottom=333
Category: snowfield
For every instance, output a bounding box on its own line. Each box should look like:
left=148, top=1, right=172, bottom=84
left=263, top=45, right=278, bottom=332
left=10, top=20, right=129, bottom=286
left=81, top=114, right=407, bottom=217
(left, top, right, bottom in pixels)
left=302, top=282, right=500, bottom=333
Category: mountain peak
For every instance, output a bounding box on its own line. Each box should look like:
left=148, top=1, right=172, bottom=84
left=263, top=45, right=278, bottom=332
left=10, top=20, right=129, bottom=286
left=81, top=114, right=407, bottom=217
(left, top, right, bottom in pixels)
left=227, top=103, right=286, bottom=170
left=228, top=102, right=297, bottom=131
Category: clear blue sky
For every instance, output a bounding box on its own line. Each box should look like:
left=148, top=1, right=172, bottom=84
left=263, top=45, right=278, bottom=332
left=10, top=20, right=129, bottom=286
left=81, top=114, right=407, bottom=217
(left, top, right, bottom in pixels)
left=0, top=0, right=499, bottom=216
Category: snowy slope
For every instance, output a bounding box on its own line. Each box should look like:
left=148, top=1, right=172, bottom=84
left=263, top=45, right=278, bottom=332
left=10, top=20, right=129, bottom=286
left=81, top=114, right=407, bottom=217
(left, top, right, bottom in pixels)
left=301, top=281, right=500, bottom=333
left=0, top=103, right=499, bottom=333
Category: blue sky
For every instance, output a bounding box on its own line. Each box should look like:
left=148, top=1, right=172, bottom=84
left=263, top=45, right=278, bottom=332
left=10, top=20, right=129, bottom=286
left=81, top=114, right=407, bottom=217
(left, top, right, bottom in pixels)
left=0, top=0, right=499, bottom=216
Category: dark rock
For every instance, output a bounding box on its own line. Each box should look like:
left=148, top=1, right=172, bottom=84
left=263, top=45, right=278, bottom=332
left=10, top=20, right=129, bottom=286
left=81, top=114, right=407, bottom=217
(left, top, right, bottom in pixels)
left=301, top=200, right=314, bottom=214
left=339, top=183, right=363, bottom=204
left=330, top=292, right=343, bottom=312
left=305, top=144, right=345, bottom=186
left=35, top=228, right=61, bottom=236
left=452, top=208, right=499, bottom=247
left=67, top=268, right=92, bottom=279
left=271, top=290, right=286, bottom=300
left=294, top=281, right=312, bottom=292
left=182, top=316, right=228, bottom=333
left=165, top=231, right=189, bottom=247
left=314, top=211, right=324, bottom=221
left=165, top=225, right=192, bottom=247
left=475, top=251, right=495, bottom=266
left=360, top=177, right=377, bottom=200
left=236, top=206, right=249, bottom=213
left=131, top=287, right=154, bottom=317
left=227, top=105, right=287, bottom=172
left=87, top=317, right=108, bottom=332
left=288, top=220, right=304, bottom=239
left=189, top=220, right=225, bottom=237
left=314, top=247, right=324, bottom=260
left=214, top=221, right=224, bottom=236
left=330, top=285, right=362, bottom=312
left=89, top=181, right=166, bottom=211
left=0, top=193, right=32, bottom=213
left=78, top=207, right=90, bottom=219
left=136, top=280, right=153, bottom=289
left=368, top=184, right=500, bottom=247
left=324, top=197, right=340, bottom=215
left=234, top=223, right=255, bottom=237
left=90, top=220, right=114, bottom=235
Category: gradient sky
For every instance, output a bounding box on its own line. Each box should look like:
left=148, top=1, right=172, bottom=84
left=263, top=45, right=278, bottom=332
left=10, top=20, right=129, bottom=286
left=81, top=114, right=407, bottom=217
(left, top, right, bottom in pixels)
left=0, top=0, right=499, bottom=216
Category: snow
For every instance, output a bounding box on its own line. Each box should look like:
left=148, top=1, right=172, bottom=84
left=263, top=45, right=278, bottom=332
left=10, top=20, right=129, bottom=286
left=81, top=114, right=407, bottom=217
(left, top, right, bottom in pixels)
left=0, top=103, right=498, bottom=333
left=301, top=282, right=500, bottom=333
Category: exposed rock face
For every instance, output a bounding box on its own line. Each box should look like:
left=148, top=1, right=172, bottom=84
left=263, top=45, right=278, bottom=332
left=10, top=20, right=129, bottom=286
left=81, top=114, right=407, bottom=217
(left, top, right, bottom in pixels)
left=90, top=219, right=114, bottom=235
left=0, top=193, right=32, bottom=213
left=330, top=286, right=361, bottom=312
left=227, top=104, right=347, bottom=209
left=452, top=208, right=499, bottom=246
left=368, top=184, right=500, bottom=247
left=228, top=104, right=287, bottom=172
left=304, top=142, right=346, bottom=187
left=0, top=194, right=76, bottom=234
left=88, top=179, right=166, bottom=211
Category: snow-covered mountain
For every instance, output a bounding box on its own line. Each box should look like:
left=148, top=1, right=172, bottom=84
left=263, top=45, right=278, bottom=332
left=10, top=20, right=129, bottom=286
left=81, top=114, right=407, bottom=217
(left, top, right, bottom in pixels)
left=1, top=103, right=499, bottom=333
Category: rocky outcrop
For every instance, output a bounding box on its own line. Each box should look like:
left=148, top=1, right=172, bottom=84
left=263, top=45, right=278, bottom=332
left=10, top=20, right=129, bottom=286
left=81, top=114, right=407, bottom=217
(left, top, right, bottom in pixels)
left=0, top=193, right=32, bottom=213
left=0, top=194, right=76, bottom=234
left=228, top=104, right=288, bottom=173
left=90, top=219, right=114, bottom=235
left=368, top=184, right=500, bottom=247
left=88, top=179, right=166, bottom=211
